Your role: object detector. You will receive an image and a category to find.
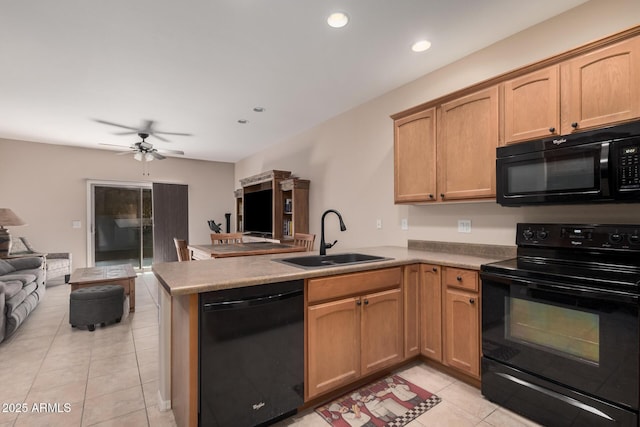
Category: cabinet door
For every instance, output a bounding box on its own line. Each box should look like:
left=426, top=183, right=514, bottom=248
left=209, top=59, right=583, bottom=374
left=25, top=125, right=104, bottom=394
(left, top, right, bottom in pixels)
left=307, top=297, right=360, bottom=399
left=361, top=288, right=403, bottom=376
left=561, top=36, right=640, bottom=134
left=503, top=66, right=560, bottom=144
left=420, top=264, right=442, bottom=361
left=438, top=86, right=499, bottom=201
left=403, top=264, right=420, bottom=359
left=394, top=108, right=437, bottom=203
left=443, top=287, right=480, bottom=378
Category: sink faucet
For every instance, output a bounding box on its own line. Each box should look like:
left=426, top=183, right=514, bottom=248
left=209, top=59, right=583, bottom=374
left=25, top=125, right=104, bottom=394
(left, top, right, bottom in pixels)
left=320, top=209, right=347, bottom=256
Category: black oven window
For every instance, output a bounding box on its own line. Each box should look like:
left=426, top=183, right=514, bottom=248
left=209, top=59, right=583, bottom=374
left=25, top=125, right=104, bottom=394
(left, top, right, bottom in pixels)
left=506, top=297, right=600, bottom=365
left=506, top=155, right=595, bottom=194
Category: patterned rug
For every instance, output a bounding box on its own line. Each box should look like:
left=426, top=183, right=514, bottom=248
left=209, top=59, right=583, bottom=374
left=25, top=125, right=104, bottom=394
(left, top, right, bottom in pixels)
left=315, top=374, right=441, bottom=427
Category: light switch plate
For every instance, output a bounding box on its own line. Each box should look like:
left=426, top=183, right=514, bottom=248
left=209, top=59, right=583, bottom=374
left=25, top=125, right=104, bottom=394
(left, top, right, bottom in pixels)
left=458, top=219, right=471, bottom=233
left=401, top=219, right=408, bottom=230
left=72, top=220, right=82, bottom=229
left=376, top=219, right=382, bottom=229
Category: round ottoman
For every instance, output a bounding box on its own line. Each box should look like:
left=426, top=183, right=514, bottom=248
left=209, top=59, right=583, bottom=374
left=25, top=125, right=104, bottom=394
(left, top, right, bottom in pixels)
left=69, top=285, right=124, bottom=331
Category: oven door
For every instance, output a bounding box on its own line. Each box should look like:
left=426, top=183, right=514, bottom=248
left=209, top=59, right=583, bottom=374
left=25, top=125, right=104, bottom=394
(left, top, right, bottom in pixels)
left=481, top=272, right=639, bottom=410
left=496, top=141, right=608, bottom=205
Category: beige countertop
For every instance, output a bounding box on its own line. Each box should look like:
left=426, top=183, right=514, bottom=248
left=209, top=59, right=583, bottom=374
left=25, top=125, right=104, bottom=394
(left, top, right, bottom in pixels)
left=152, top=243, right=516, bottom=296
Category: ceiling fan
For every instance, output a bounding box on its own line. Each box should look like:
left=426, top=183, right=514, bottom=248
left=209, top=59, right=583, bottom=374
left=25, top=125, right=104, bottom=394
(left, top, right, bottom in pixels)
left=99, top=132, right=185, bottom=161
left=95, top=118, right=189, bottom=161
left=94, top=118, right=192, bottom=143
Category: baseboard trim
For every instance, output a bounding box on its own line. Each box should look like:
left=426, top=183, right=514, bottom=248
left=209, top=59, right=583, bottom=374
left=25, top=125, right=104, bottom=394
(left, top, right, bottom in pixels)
left=157, top=389, right=171, bottom=412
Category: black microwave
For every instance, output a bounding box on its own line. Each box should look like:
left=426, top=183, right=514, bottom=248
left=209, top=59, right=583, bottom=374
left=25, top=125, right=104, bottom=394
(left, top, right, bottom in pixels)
left=496, top=121, right=640, bottom=206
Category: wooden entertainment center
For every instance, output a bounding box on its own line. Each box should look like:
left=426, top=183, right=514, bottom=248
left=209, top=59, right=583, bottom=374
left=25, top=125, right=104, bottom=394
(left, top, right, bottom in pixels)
left=235, top=170, right=309, bottom=241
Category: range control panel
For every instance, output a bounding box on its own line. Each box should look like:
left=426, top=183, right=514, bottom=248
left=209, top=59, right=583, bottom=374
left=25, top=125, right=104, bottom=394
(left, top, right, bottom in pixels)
left=517, top=223, right=640, bottom=250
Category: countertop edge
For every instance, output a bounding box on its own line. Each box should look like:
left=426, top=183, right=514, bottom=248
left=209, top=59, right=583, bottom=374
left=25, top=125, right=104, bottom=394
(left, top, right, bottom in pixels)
left=153, top=245, right=514, bottom=296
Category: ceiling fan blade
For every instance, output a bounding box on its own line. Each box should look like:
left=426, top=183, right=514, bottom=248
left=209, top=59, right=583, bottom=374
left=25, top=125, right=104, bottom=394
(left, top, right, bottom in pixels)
left=98, top=142, right=132, bottom=149
left=112, top=131, right=138, bottom=136
left=153, top=131, right=193, bottom=137
left=149, top=133, right=171, bottom=143
left=151, top=151, right=166, bottom=160
left=157, top=148, right=185, bottom=155
left=94, top=119, right=139, bottom=131
left=116, top=151, right=135, bottom=156
left=141, top=120, right=155, bottom=133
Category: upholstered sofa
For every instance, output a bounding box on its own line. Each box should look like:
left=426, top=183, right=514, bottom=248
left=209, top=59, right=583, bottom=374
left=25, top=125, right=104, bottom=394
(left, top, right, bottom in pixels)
left=0, top=256, right=46, bottom=343
left=11, top=237, right=72, bottom=284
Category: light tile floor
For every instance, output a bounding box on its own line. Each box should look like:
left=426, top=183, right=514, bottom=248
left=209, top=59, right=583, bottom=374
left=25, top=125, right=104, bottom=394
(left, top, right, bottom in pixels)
left=0, top=273, right=176, bottom=427
left=0, top=273, right=540, bottom=427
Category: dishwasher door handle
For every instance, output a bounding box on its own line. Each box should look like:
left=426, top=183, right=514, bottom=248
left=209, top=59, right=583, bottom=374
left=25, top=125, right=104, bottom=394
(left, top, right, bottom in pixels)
left=202, top=289, right=303, bottom=311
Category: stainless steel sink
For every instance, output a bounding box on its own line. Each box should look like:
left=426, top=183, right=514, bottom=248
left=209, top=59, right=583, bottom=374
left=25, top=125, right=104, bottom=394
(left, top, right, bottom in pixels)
left=275, top=253, right=391, bottom=269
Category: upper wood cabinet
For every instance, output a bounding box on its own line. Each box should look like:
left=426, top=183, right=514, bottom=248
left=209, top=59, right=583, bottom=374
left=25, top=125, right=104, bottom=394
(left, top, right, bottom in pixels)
left=503, top=65, right=560, bottom=144
left=438, top=86, right=499, bottom=201
left=561, top=36, right=640, bottom=134
left=394, top=108, right=437, bottom=203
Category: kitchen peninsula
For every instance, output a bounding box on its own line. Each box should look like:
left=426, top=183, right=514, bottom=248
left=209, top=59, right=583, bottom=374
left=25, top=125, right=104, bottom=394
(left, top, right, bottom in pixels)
left=152, top=242, right=515, bottom=427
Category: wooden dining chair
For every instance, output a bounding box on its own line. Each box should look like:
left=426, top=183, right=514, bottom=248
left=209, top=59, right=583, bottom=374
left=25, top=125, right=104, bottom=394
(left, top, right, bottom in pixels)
left=210, top=232, right=243, bottom=245
left=292, top=233, right=315, bottom=251
left=173, top=238, right=191, bottom=262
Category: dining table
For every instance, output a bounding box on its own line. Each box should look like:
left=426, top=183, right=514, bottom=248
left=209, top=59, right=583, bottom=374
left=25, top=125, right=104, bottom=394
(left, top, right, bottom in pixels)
left=188, top=241, right=307, bottom=260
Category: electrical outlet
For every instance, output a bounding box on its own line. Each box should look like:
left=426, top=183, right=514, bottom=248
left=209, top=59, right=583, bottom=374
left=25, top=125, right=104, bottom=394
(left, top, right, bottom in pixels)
left=376, top=219, right=382, bottom=229
left=458, top=219, right=471, bottom=233
left=401, top=218, right=408, bottom=230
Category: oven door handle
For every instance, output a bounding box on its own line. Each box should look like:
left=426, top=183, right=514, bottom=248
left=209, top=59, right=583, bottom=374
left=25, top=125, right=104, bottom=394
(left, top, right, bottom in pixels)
left=483, top=273, right=639, bottom=305
left=512, top=279, right=638, bottom=305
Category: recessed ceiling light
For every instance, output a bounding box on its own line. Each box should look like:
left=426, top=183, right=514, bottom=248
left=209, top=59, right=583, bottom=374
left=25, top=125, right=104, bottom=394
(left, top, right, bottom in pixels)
left=411, top=40, right=432, bottom=53
left=237, top=119, right=248, bottom=124
left=327, top=12, right=349, bottom=28
left=253, top=107, right=265, bottom=113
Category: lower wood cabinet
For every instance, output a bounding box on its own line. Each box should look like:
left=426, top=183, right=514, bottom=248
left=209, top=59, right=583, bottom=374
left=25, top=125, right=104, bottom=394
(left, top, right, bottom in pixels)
left=403, top=264, right=421, bottom=359
left=306, top=268, right=403, bottom=400
left=442, top=267, right=480, bottom=379
left=420, top=264, right=442, bottom=362
left=416, top=264, right=480, bottom=379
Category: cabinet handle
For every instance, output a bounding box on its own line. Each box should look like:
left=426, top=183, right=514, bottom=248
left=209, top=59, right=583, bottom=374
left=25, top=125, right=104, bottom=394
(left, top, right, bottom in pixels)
left=440, top=193, right=445, bottom=199
left=356, top=300, right=362, bottom=306
left=428, top=194, right=434, bottom=199
left=364, top=299, right=369, bottom=305
left=456, top=276, right=462, bottom=281
left=549, top=127, right=555, bottom=133
left=469, top=298, right=475, bottom=304
left=571, top=122, right=579, bottom=129
left=432, top=267, right=438, bottom=272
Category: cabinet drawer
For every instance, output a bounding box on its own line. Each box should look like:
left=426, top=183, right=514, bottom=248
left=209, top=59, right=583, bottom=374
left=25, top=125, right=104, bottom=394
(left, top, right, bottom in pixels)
left=308, top=267, right=402, bottom=304
left=443, top=267, right=478, bottom=292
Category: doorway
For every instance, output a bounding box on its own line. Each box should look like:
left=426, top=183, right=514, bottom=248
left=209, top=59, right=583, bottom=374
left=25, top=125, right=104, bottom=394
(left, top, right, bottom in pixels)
left=89, top=182, right=153, bottom=270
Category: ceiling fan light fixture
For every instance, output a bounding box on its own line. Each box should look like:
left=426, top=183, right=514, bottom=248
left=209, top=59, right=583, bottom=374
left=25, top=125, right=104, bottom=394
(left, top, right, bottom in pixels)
left=134, top=152, right=143, bottom=161
left=145, top=153, right=155, bottom=162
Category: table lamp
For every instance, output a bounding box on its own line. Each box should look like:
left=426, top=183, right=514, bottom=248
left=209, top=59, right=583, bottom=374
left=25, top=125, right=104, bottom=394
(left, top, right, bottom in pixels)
left=0, top=208, right=27, bottom=258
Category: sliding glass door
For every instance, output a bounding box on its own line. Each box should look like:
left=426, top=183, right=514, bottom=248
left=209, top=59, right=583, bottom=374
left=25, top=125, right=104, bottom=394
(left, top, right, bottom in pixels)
left=90, top=183, right=153, bottom=269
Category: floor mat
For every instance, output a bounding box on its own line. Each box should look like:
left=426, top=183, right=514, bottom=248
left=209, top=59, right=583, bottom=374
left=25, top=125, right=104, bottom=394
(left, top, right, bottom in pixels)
left=315, top=374, right=441, bottom=427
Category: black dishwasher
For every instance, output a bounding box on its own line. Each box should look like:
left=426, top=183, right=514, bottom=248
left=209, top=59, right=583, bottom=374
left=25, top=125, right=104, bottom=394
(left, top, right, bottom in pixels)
left=199, top=280, right=304, bottom=427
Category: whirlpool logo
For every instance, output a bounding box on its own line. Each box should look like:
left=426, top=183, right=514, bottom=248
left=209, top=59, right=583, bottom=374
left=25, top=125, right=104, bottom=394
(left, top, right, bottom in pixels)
left=252, top=402, right=265, bottom=410
left=552, top=138, right=567, bottom=145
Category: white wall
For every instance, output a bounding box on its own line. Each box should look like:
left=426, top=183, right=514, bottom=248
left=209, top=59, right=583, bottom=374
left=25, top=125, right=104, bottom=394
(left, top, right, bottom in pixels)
left=235, top=0, right=640, bottom=249
left=0, top=139, right=235, bottom=268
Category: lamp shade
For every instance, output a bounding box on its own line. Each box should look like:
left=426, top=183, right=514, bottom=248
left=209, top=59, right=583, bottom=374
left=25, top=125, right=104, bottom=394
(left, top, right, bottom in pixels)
left=0, top=208, right=27, bottom=227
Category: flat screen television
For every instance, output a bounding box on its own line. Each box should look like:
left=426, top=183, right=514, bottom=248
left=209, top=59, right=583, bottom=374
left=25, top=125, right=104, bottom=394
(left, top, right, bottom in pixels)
left=243, top=189, right=273, bottom=235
